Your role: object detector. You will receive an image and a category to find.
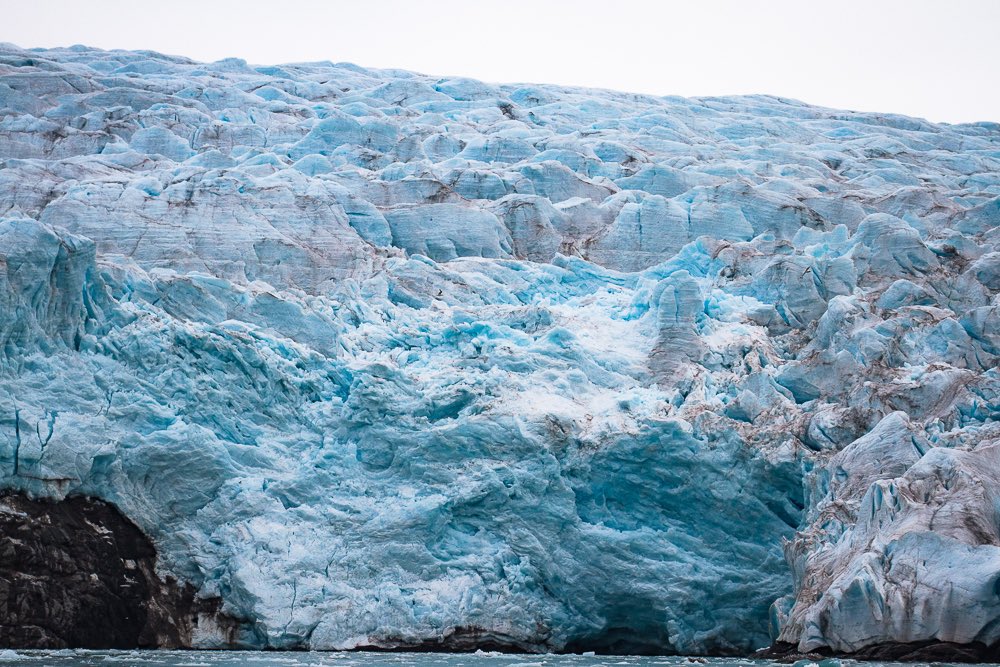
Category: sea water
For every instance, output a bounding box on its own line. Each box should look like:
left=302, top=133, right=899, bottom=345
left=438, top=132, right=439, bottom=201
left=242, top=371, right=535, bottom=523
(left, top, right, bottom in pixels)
left=0, top=651, right=978, bottom=667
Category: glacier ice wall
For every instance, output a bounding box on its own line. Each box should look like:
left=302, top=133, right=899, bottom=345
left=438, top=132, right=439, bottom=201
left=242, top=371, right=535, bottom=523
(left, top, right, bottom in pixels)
left=0, top=42, right=999, bottom=653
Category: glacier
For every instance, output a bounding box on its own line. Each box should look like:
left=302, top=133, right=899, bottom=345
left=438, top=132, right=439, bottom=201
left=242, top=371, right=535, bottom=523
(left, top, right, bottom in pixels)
left=0, top=42, right=999, bottom=655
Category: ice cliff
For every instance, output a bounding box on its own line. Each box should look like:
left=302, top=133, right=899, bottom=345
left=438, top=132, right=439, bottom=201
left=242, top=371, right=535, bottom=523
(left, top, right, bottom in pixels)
left=0, top=42, right=999, bottom=654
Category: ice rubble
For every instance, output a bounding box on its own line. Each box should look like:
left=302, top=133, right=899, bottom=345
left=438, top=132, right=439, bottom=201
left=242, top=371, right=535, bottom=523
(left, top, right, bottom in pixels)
left=0, top=42, right=998, bottom=653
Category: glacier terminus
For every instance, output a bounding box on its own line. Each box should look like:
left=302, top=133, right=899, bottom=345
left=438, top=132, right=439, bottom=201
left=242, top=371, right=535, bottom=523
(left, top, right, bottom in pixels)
left=0, top=42, right=999, bottom=656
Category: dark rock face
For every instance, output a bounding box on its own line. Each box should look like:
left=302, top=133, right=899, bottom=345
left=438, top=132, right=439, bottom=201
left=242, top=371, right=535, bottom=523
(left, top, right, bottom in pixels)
left=0, top=493, right=239, bottom=649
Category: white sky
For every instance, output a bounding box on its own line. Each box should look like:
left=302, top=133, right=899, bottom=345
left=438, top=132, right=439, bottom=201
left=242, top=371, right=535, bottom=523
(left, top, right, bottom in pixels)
left=2, top=0, right=998, bottom=124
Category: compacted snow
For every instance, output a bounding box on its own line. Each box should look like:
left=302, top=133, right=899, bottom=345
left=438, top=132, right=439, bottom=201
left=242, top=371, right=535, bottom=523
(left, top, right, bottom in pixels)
left=0, top=43, right=999, bottom=654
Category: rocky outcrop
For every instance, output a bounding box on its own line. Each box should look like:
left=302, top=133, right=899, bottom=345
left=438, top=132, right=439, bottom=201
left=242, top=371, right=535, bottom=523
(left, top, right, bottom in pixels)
left=0, top=493, right=244, bottom=649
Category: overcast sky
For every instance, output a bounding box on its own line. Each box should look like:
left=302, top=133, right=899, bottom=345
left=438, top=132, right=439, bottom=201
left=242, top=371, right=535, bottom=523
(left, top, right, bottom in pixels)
left=2, top=0, right=997, bottom=124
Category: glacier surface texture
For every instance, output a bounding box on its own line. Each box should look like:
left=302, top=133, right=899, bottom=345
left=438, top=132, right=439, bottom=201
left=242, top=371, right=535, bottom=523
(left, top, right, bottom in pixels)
left=1, top=43, right=999, bottom=654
